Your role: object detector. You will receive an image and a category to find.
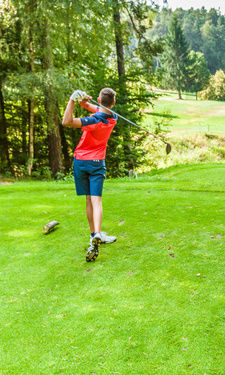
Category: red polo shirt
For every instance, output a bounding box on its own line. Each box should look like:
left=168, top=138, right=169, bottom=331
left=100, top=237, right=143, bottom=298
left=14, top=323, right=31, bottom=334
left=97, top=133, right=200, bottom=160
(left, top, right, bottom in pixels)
left=74, top=110, right=117, bottom=160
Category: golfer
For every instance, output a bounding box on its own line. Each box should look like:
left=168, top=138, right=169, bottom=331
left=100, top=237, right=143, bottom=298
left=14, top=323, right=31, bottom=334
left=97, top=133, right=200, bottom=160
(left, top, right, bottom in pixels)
left=62, top=88, right=117, bottom=262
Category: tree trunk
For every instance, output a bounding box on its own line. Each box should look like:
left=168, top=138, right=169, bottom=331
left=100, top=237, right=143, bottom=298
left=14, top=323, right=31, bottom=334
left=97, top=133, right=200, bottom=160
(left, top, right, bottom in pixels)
left=27, top=99, right=34, bottom=176
left=60, top=0, right=74, bottom=172
left=113, top=0, right=126, bottom=79
left=41, top=19, right=63, bottom=177
left=47, top=110, right=63, bottom=176
left=0, top=79, right=11, bottom=172
left=27, top=32, right=35, bottom=176
left=178, top=89, right=182, bottom=99
left=66, top=0, right=72, bottom=66
left=59, top=122, right=72, bottom=172
left=21, top=101, right=28, bottom=162
left=112, top=1, right=133, bottom=171
left=57, top=96, right=71, bottom=172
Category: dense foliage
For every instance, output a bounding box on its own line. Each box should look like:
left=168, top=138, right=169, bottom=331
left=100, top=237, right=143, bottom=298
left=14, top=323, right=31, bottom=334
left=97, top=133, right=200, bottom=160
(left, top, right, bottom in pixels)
left=0, top=2, right=224, bottom=178
left=0, top=0, right=163, bottom=178
left=149, top=7, right=225, bottom=74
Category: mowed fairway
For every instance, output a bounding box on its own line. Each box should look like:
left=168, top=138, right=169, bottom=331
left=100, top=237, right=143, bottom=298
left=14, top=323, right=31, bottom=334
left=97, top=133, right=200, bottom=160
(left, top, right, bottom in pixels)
left=144, top=92, right=225, bottom=136
left=0, top=163, right=225, bottom=374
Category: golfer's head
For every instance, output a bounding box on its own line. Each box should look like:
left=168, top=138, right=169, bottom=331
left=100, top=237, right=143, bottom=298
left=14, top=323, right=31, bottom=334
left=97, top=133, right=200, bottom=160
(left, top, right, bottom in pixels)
left=98, top=88, right=116, bottom=108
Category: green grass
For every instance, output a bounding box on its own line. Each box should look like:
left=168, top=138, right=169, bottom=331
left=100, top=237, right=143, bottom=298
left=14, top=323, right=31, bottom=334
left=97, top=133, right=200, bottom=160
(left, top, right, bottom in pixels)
left=144, top=92, right=225, bottom=136
left=1, top=163, right=225, bottom=374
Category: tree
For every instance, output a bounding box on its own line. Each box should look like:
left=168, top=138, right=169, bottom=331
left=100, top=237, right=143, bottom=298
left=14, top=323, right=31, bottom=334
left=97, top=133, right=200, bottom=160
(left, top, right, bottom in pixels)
left=40, top=16, right=64, bottom=178
left=113, top=0, right=126, bottom=79
left=160, top=14, right=191, bottom=99
left=150, top=8, right=225, bottom=75
left=0, top=0, right=15, bottom=173
left=104, top=0, right=162, bottom=176
left=188, top=51, right=210, bottom=99
left=0, top=79, right=10, bottom=172
left=26, top=0, right=36, bottom=176
left=182, top=11, right=203, bottom=51
left=199, top=70, right=225, bottom=101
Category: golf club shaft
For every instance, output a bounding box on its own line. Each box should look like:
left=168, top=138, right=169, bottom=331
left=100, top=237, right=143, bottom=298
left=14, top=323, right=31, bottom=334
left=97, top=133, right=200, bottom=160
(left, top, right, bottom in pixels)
left=90, top=99, right=145, bottom=131
left=90, top=99, right=170, bottom=147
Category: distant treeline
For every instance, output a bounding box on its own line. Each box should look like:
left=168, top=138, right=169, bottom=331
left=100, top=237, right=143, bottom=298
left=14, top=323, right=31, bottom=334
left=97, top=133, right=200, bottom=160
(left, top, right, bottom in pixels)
left=150, top=7, right=225, bottom=74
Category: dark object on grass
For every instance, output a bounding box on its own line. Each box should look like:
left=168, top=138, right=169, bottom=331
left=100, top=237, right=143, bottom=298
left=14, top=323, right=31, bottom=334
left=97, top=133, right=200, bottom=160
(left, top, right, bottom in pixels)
left=43, top=220, right=59, bottom=234
left=90, top=99, right=172, bottom=155
left=166, top=142, right=172, bottom=154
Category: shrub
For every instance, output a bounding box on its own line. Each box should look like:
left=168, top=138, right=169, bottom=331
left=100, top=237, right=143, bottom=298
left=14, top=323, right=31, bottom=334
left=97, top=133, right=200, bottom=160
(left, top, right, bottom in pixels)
left=199, top=70, right=225, bottom=101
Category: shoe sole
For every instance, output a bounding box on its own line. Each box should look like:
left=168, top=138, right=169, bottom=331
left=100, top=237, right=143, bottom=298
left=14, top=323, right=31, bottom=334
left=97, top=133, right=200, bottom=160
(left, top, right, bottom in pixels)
left=92, top=237, right=102, bottom=247
left=86, top=246, right=99, bottom=262
left=86, top=237, right=102, bottom=263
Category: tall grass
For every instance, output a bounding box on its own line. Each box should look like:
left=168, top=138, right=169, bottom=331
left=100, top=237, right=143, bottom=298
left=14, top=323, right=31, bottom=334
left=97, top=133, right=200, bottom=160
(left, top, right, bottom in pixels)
left=137, top=134, right=225, bottom=173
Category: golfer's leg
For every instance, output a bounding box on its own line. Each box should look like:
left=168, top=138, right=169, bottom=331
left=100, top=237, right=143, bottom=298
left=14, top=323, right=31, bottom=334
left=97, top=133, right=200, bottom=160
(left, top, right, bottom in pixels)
left=86, top=195, right=95, bottom=233
left=91, top=195, right=102, bottom=233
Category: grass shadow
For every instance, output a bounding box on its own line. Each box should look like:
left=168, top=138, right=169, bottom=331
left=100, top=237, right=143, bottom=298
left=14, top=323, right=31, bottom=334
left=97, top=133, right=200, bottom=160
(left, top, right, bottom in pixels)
left=146, top=112, right=179, bottom=119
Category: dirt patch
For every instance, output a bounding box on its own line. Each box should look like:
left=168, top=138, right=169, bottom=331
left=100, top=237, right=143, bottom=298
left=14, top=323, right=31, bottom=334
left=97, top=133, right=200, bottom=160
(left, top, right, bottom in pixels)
left=0, top=181, right=13, bottom=185
left=205, top=108, right=225, bottom=117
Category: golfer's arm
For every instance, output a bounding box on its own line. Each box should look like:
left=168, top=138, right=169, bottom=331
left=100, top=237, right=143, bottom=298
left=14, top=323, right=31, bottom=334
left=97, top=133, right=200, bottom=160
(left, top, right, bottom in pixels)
left=62, top=99, right=81, bottom=128
left=79, top=101, right=98, bottom=113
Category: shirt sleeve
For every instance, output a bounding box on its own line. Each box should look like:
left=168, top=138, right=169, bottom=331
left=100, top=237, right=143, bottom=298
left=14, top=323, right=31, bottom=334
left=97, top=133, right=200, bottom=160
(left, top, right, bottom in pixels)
left=80, top=115, right=109, bottom=132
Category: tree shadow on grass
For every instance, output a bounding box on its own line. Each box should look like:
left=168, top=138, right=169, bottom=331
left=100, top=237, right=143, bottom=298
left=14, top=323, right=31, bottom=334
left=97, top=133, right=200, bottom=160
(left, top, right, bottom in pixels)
left=145, top=112, right=179, bottom=119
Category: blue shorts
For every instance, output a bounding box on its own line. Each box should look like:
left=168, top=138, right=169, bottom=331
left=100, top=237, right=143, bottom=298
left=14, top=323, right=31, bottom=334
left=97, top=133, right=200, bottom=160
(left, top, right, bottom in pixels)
left=73, top=158, right=106, bottom=196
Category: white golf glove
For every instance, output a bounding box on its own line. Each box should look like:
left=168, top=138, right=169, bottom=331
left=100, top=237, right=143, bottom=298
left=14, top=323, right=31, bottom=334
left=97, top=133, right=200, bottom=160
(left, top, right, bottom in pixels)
left=70, top=90, right=86, bottom=102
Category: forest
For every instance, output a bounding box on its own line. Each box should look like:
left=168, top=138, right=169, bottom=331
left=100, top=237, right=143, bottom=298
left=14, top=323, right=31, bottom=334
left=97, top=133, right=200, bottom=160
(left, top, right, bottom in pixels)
left=1, top=0, right=225, bottom=178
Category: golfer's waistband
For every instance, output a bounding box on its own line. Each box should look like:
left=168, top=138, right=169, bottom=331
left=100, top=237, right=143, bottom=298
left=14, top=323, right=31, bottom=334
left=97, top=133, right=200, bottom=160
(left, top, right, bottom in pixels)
left=74, top=156, right=105, bottom=162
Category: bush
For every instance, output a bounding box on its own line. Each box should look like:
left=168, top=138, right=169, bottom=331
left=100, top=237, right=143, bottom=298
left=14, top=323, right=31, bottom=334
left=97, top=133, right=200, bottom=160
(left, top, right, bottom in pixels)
left=199, top=70, right=225, bottom=101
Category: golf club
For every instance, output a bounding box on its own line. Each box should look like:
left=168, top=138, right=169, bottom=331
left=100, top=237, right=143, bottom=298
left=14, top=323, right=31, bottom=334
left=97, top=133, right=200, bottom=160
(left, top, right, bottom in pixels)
left=90, top=99, right=172, bottom=154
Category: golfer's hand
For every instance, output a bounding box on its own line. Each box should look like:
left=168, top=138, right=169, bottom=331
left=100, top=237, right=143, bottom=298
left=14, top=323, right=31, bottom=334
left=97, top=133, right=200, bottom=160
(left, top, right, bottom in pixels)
left=70, top=90, right=85, bottom=102
left=78, top=93, right=92, bottom=104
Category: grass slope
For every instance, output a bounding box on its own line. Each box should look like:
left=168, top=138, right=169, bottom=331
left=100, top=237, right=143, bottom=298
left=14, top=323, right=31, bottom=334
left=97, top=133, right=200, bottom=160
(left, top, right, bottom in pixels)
left=144, top=92, right=225, bottom=136
left=0, top=163, right=225, bottom=374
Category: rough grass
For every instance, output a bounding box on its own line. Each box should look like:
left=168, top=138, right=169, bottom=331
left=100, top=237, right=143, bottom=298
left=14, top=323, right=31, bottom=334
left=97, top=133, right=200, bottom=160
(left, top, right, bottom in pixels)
left=0, top=163, right=225, bottom=374
left=138, top=133, right=225, bottom=173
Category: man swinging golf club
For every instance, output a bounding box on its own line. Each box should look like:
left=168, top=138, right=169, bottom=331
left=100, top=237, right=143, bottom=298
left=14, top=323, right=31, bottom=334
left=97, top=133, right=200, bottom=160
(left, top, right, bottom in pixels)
left=62, top=88, right=117, bottom=262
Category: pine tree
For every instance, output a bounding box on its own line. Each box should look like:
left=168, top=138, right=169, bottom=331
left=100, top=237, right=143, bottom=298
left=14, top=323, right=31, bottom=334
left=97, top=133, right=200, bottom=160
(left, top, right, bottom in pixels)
left=160, top=14, right=191, bottom=99
left=188, top=51, right=210, bottom=99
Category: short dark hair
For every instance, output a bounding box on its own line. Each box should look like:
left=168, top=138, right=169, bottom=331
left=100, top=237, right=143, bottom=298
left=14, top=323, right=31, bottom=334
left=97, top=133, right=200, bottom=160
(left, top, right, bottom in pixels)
left=99, top=88, right=116, bottom=107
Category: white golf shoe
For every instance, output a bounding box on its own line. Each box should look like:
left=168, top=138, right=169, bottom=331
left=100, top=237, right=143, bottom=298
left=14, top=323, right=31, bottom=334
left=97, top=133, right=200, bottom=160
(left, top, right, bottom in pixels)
left=89, top=232, right=117, bottom=245
left=100, top=232, right=117, bottom=244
